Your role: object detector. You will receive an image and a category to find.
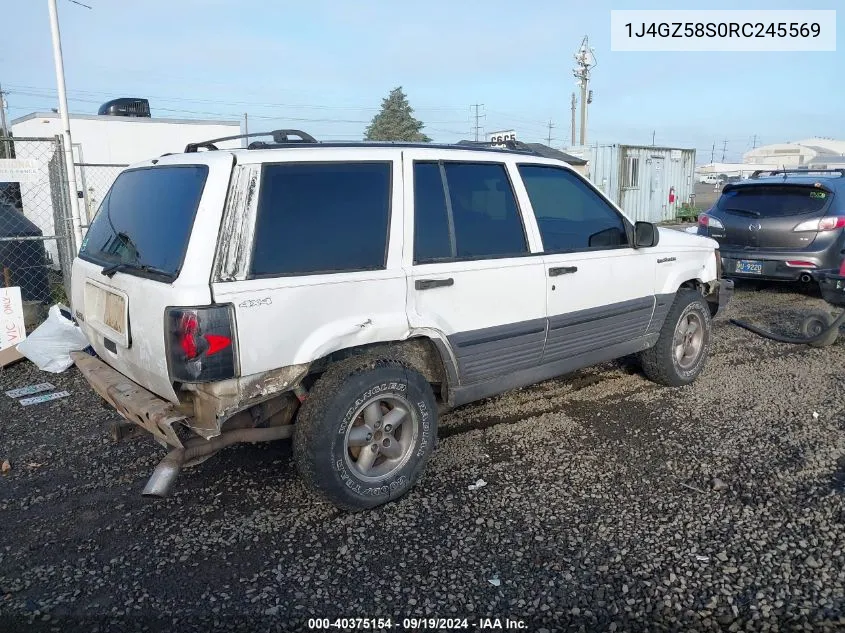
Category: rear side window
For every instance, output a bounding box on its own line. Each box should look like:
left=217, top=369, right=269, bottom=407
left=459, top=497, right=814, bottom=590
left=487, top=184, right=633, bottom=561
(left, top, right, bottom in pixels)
left=518, top=164, right=628, bottom=252
left=413, top=161, right=527, bottom=263
left=251, top=162, right=391, bottom=276
left=80, top=165, right=208, bottom=279
left=717, top=185, right=833, bottom=218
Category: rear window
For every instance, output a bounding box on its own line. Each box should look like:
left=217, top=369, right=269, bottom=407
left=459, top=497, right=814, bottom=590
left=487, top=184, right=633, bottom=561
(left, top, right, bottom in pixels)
left=717, top=185, right=832, bottom=218
left=80, top=165, right=208, bottom=279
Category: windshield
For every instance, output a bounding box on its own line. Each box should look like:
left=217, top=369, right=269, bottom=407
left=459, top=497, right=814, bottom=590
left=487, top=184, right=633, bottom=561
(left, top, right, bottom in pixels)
left=79, top=165, right=208, bottom=279
left=717, top=185, right=832, bottom=218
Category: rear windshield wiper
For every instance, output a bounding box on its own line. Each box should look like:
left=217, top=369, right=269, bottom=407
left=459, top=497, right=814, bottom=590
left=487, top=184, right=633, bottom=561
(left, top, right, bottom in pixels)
left=101, top=262, right=173, bottom=279
left=723, top=207, right=762, bottom=218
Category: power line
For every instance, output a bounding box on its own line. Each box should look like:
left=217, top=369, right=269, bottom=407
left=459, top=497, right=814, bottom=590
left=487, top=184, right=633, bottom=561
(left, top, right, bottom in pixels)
left=471, top=103, right=485, bottom=142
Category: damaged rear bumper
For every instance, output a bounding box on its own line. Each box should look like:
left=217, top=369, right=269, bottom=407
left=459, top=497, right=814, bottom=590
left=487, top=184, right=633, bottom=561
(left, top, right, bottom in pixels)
left=71, top=352, right=309, bottom=449
left=70, top=351, right=188, bottom=448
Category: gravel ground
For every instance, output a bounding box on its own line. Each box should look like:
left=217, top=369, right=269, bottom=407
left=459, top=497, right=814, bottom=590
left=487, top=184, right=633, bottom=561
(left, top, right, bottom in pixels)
left=1, top=282, right=844, bottom=632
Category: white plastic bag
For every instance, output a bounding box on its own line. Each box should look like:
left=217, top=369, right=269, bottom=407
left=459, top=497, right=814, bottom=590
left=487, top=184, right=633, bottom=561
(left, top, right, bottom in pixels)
left=16, top=305, right=90, bottom=373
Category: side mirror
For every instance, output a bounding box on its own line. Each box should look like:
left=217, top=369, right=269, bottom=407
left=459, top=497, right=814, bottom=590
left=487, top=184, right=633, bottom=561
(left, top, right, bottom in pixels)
left=634, top=221, right=659, bottom=248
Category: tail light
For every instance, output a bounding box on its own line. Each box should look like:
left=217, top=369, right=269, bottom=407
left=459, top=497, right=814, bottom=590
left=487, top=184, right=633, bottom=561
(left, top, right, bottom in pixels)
left=698, top=213, right=724, bottom=230
left=785, top=260, right=817, bottom=268
left=839, top=258, right=845, bottom=276
left=793, top=216, right=845, bottom=232
left=166, top=305, right=237, bottom=382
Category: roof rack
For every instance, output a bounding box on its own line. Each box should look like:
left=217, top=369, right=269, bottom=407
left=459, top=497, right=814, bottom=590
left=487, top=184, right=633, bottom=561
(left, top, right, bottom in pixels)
left=184, top=129, right=317, bottom=153
left=750, top=168, right=845, bottom=179
left=455, top=139, right=540, bottom=155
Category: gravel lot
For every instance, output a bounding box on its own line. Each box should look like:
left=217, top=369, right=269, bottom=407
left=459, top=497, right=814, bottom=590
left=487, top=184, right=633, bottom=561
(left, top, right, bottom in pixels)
left=1, top=283, right=844, bottom=632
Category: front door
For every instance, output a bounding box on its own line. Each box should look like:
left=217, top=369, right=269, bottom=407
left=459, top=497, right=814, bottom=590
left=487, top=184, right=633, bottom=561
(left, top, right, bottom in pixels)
left=404, top=157, right=547, bottom=385
left=515, top=164, right=656, bottom=365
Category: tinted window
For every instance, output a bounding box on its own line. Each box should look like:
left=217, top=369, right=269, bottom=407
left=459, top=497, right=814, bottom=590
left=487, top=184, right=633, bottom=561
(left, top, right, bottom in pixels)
left=518, top=165, right=627, bottom=252
left=251, top=163, right=391, bottom=276
left=413, top=163, right=452, bottom=263
left=412, top=162, right=527, bottom=262
left=79, top=165, right=208, bottom=278
left=717, top=185, right=832, bottom=218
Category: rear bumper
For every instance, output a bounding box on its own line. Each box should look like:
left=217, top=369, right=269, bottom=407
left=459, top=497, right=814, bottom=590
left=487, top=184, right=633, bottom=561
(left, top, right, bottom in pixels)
left=70, top=351, right=188, bottom=448
left=719, top=246, right=842, bottom=282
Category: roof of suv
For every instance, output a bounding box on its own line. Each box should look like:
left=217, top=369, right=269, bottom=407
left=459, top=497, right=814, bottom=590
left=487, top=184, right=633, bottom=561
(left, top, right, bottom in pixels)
left=178, top=128, right=551, bottom=159
left=725, top=170, right=845, bottom=193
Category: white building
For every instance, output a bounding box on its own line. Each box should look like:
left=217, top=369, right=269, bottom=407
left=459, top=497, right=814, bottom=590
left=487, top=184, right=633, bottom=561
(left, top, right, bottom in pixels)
left=743, top=138, right=845, bottom=168
left=11, top=111, right=241, bottom=165
left=9, top=111, right=240, bottom=268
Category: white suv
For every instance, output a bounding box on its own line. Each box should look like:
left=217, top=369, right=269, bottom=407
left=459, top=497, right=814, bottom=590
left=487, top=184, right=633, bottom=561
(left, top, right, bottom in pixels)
left=70, top=130, right=732, bottom=511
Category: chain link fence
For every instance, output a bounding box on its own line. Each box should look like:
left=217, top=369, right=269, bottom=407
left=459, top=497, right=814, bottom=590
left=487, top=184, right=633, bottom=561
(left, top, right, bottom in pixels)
left=75, top=162, right=127, bottom=227
left=0, top=135, right=75, bottom=327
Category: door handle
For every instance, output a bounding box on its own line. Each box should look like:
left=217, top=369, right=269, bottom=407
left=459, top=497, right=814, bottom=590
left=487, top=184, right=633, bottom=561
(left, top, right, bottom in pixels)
left=548, top=266, right=578, bottom=277
left=415, top=277, right=454, bottom=290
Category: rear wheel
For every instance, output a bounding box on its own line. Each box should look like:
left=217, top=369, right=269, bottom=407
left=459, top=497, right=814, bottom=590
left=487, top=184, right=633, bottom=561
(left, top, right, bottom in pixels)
left=639, top=289, right=712, bottom=386
left=800, top=310, right=839, bottom=348
left=293, top=356, right=438, bottom=511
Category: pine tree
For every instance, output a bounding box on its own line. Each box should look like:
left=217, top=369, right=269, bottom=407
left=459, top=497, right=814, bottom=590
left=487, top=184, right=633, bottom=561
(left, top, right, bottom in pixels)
left=364, top=87, right=431, bottom=142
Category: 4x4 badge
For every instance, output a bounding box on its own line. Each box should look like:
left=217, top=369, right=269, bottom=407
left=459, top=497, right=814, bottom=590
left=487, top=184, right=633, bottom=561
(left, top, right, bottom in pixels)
left=238, top=297, right=272, bottom=308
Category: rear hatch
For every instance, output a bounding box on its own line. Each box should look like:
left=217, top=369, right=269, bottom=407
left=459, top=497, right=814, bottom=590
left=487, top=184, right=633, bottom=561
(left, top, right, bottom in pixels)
left=710, top=183, right=834, bottom=249
left=71, top=152, right=233, bottom=403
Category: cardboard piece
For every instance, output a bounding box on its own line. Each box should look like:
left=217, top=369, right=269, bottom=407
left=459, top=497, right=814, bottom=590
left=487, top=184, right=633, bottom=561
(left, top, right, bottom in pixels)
left=0, top=287, right=27, bottom=368
left=0, top=345, right=24, bottom=368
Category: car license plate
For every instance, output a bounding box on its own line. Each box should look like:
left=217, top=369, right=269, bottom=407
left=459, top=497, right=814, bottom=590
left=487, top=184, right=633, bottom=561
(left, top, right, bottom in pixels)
left=735, top=260, right=763, bottom=275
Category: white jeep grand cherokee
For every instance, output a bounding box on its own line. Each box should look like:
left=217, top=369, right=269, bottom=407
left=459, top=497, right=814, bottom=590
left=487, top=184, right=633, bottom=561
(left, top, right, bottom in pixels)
left=70, top=130, right=732, bottom=511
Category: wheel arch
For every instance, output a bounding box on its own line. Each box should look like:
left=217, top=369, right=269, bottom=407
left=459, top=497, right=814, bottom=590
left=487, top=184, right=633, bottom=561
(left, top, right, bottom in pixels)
left=307, top=335, right=459, bottom=403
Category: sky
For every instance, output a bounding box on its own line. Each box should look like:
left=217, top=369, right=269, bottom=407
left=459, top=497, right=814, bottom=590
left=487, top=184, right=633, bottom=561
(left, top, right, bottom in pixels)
left=1, top=0, right=842, bottom=163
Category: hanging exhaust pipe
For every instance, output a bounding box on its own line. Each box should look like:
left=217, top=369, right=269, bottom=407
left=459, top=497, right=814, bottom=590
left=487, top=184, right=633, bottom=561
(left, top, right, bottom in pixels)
left=142, top=425, right=295, bottom=498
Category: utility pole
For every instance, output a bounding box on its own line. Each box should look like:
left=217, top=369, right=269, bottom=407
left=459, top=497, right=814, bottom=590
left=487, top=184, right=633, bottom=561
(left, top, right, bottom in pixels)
left=471, top=103, right=485, bottom=142
left=547, top=120, right=555, bottom=146
left=570, top=93, right=576, bottom=145
left=243, top=112, right=249, bottom=147
left=721, top=139, right=728, bottom=162
left=752, top=134, right=757, bottom=149
left=573, top=35, right=597, bottom=146
left=652, top=130, right=656, bottom=146
left=710, top=143, right=715, bottom=163
left=48, top=0, right=84, bottom=255
left=0, top=84, right=9, bottom=158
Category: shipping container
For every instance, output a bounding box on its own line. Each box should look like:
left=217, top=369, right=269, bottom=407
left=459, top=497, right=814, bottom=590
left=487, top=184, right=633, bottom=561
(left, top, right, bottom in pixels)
left=569, top=144, right=696, bottom=223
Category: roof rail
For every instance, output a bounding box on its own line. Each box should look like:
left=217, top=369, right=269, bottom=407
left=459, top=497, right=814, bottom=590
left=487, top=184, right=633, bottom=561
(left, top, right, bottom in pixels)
left=455, top=139, right=540, bottom=155
left=750, top=167, right=845, bottom=179
left=184, top=129, right=317, bottom=153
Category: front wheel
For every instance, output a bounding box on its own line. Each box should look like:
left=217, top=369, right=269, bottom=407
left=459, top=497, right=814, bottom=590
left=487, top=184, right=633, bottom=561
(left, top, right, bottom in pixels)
left=293, top=356, right=438, bottom=511
left=639, top=289, right=712, bottom=386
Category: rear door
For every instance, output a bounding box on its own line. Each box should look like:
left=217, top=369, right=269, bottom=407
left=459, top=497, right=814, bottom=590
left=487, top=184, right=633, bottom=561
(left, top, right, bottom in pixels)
left=715, top=184, right=834, bottom=249
left=515, top=164, right=656, bottom=364
left=71, top=153, right=232, bottom=402
left=404, top=154, right=547, bottom=385
left=211, top=151, right=408, bottom=378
